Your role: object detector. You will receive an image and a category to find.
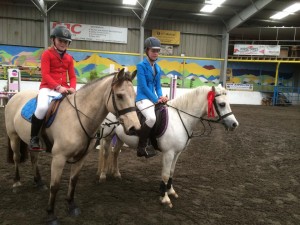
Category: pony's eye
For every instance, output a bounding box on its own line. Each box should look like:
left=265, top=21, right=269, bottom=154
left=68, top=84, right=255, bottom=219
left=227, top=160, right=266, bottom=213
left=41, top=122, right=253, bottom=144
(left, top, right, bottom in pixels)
left=219, top=102, right=225, bottom=107
left=116, top=94, right=123, bottom=100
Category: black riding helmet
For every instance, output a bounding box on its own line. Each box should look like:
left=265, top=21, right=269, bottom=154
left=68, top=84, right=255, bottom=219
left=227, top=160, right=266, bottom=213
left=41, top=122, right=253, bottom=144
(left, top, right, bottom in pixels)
left=144, top=37, right=161, bottom=51
left=50, top=26, right=72, bottom=43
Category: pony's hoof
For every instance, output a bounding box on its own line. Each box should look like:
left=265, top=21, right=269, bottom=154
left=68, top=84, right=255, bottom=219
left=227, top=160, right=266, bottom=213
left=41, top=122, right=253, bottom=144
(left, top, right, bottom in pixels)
left=12, top=182, right=22, bottom=193
left=35, top=182, right=48, bottom=191
left=113, top=173, right=122, bottom=180
left=169, top=192, right=178, bottom=198
left=99, top=174, right=107, bottom=183
left=69, top=207, right=81, bottom=217
left=41, top=184, right=48, bottom=190
left=159, top=196, right=173, bottom=208
left=12, top=187, right=19, bottom=193
left=47, top=215, right=59, bottom=225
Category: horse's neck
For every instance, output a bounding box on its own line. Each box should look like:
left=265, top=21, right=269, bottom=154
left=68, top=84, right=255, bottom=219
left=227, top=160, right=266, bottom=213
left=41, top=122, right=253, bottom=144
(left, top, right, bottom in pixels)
left=169, top=87, right=209, bottom=130
left=73, top=77, right=112, bottom=132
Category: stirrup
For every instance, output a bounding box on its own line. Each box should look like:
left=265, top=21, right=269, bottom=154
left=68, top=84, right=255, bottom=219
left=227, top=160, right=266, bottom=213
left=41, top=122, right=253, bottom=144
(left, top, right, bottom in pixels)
left=137, top=145, right=156, bottom=158
left=29, top=137, right=44, bottom=152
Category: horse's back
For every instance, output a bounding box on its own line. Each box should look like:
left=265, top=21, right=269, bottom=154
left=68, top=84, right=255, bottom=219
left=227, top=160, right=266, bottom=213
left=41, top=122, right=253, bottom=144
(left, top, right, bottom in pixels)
left=5, top=90, right=38, bottom=141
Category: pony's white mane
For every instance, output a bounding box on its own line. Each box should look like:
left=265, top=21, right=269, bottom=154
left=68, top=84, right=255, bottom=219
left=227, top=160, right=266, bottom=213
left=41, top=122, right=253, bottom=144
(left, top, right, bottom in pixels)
left=168, top=84, right=226, bottom=109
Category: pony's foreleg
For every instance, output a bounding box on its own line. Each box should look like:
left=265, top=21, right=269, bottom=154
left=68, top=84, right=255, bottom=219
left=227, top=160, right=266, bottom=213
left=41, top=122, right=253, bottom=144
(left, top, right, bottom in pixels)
left=47, top=156, right=66, bottom=225
left=29, top=152, right=47, bottom=190
left=10, top=137, right=22, bottom=192
left=110, top=136, right=123, bottom=180
left=66, top=158, right=86, bottom=217
left=159, top=151, right=175, bottom=208
left=98, top=137, right=113, bottom=182
left=167, top=152, right=181, bottom=199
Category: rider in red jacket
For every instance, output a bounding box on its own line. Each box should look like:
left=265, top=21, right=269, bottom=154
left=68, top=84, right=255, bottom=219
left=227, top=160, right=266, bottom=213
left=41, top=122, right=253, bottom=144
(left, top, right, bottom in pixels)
left=29, top=26, right=77, bottom=151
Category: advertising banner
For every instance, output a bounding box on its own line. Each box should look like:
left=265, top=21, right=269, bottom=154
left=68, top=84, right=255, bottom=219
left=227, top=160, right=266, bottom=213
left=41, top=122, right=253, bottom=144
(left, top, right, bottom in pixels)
left=226, top=83, right=253, bottom=91
left=234, top=44, right=280, bottom=56
left=51, top=22, right=128, bottom=44
left=152, top=29, right=180, bottom=45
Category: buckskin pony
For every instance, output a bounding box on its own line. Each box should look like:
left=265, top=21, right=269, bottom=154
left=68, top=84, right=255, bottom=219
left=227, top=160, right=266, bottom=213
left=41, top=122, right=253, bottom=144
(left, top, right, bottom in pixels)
left=5, top=69, right=140, bottom=225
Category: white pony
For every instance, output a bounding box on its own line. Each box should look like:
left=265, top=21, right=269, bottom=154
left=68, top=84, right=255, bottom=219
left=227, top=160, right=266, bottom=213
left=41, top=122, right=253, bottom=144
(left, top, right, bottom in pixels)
left=98, top=84, right=239, bottom=208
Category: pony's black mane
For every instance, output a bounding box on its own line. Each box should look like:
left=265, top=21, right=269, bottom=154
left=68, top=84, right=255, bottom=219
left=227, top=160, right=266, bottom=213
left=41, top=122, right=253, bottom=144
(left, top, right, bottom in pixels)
left=80, top=71, right=132, bottom=90
left=80, top=73, right=115, bottom=90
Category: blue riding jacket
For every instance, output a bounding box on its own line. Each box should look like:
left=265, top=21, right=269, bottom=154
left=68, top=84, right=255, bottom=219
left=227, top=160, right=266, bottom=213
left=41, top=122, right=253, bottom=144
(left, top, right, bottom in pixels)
left=136, top=58, right=163, bottom=103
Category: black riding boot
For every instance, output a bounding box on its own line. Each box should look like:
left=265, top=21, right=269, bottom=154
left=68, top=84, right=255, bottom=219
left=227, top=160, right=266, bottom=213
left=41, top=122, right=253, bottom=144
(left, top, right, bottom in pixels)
left=29, top=114, right=44, bottom=152
left=137, top=124, right=157, bottom=158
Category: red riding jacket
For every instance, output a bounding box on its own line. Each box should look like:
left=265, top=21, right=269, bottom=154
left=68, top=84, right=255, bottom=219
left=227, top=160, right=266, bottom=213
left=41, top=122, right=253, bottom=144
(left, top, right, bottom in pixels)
left=40, top=47, right=76, bottom=90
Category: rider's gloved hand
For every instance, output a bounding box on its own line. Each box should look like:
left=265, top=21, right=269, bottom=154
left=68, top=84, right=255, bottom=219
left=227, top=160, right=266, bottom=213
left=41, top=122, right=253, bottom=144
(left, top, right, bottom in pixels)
left=158, top=96, right=168, bottom=104
left=67, top=88, right=76, bottom=94
left=56, top=85, right=69, bottom=94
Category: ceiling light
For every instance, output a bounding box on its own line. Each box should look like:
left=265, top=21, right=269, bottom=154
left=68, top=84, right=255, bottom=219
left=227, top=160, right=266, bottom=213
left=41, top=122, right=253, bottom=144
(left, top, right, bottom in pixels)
left=201, top=0, right=226, bottom=13
left=200, top=5, right=218, bottom=13
left=283, top=3, right=300, bottom=13
left=205, top=0, right=226, bottom=6
left=123, top=0, right=137, bottom=5
left=270, top=12, right=290, bottom=20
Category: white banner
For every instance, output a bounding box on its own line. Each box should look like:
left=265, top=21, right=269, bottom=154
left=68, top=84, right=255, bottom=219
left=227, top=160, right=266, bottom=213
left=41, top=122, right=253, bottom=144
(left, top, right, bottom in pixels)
left=234, top=44, right=280, bottom=56
left=264, top=45, right=281, bottom=56
left=51, top=22, right=128, bottom=44
left=226, top=83, right=253, bottom=91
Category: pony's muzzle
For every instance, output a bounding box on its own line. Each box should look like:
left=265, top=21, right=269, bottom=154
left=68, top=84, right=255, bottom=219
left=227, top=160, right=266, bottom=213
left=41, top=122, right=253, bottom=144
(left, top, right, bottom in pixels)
left=225, top=121, right=239, bottom=131
left=125, top=126, right=137, bottom=135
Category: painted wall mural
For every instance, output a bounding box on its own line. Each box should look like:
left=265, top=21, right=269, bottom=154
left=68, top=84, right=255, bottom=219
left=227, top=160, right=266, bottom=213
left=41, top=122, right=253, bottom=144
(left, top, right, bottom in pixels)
left=0, top=45, right=222, bottom=88
left=227, top=62, right=295, bottom=89
left=0, top=45, right=296, bottom=90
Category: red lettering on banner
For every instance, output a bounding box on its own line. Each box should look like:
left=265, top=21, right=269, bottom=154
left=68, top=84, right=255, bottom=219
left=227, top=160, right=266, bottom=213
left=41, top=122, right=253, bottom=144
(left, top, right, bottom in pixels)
left=52, top=22, right=62, bottom=28
left=51, top=22, right=81, bottom=34
left=63, top=24, right=71, bottom=30
left=71, top=24, right=81, bottom=34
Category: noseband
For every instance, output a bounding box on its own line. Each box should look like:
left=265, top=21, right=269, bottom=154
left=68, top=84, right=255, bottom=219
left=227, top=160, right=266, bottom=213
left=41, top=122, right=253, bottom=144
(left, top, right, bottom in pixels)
left=212, top=94, right=233, bottom=122
left=107, top=78, right=136, bottom=118
left=109, top=89, right=136, bottom=118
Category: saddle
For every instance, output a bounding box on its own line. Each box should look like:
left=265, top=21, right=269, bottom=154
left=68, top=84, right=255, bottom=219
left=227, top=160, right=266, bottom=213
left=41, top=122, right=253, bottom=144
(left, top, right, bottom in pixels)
left=21, top=95, right=65, bottom=128
left=137, top=103, right=169, bottom=150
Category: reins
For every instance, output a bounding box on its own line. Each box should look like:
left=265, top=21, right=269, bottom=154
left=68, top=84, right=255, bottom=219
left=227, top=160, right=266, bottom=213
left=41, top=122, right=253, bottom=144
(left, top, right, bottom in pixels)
left=165, top=92, right=233, bottom=146
left=64, top=93, right=100, bottom=164
left=64, top=74, right=136, bottom=164
left=166, top=103, right=207, bottom=146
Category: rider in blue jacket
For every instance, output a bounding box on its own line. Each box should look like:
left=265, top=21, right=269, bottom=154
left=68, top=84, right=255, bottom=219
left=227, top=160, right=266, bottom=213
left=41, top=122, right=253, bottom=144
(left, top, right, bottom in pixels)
left=135, top=37, right=168, bottom=158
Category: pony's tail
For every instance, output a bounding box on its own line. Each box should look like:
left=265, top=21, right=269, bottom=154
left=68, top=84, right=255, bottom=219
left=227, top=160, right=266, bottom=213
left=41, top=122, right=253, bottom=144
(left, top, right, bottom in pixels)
left=7, top=137, right=29, bottom=163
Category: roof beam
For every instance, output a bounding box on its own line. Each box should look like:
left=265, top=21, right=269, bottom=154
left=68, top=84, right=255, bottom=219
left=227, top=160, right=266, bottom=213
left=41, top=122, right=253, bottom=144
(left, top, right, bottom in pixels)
left=141, top=0, right=155, bottom=26
left=225, top=0, right=273, bottom=32
left=31, top=0, right=47, bottom=16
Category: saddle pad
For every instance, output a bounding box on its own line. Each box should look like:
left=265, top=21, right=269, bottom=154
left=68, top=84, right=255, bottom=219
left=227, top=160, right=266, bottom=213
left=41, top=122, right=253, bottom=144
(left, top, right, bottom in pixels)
left=153, top=104, right=168, bottom=138
left=21, top=94, right=63, bottom=126
left=21, top=98, right=37, bottom=122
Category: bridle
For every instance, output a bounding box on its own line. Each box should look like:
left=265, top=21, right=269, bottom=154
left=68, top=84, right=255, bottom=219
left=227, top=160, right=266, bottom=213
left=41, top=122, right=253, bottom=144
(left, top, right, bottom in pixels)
left=208, top=93, right=233, bottom=123
left=166, top=91, right=233, bottom=145
left=107, top=88, right=136, bottom=119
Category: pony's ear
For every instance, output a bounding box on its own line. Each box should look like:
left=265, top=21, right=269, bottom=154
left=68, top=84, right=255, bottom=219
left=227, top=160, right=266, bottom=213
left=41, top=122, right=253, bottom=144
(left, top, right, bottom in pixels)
left=131, top=70, right=137, bottom=81
left=212, top=86, right=215, bottom=92
left=115, top=68, right=125, bottom=81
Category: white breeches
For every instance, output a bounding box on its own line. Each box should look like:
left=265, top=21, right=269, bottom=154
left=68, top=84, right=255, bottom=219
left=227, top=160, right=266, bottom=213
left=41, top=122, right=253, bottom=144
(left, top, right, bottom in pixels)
left=34, top=88, right=61, bottom=119
left=136, top=99, right=156, bottom=128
